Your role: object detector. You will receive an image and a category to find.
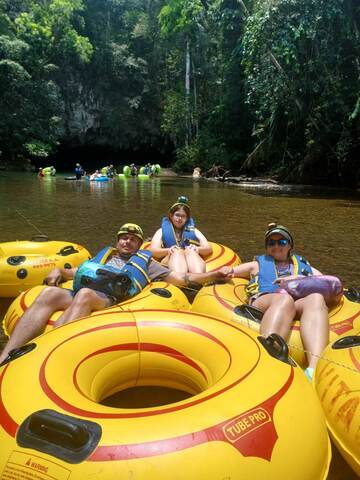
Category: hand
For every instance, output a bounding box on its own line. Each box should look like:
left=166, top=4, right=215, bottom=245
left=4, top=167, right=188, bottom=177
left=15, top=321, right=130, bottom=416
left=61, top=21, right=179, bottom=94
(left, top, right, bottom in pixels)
left=44, top=268, right=63, bottom=286
left=169, top=246, right=180, bottom=254
left=217, top=266, right=235, bottom=278
left=185, top=244, right=199, bottom=253
left=212, top=268, right=233, bottom=281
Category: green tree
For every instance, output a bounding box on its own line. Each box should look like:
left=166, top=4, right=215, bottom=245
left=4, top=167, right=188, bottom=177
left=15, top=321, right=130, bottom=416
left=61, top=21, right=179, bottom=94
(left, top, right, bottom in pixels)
left=0, top=0, right=92, bottom=162
left=242, top=0, right=360, bottom=185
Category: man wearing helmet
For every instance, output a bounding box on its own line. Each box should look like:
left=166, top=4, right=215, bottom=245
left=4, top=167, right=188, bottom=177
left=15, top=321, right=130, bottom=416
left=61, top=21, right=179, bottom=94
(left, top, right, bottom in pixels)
left=0, top=223, right=231, bottom=364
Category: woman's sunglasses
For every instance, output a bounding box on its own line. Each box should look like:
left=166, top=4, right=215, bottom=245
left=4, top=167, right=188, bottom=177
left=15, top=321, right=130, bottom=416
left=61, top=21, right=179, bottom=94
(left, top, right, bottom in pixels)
left=266, top=238, right=289, bottom=247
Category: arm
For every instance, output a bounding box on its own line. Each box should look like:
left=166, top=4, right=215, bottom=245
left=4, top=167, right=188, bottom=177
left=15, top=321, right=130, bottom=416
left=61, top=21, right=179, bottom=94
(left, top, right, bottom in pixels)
left=231, top=261, right=259, bottom=279
left=164, top=269, right=233, bottom=287
left=149, top=228, right=174, bottom=259
left=44, top=267, right=78, bottom=286
left=191, top=229, right=213, bottom=257
left=274, top=266, right=323, bottom=283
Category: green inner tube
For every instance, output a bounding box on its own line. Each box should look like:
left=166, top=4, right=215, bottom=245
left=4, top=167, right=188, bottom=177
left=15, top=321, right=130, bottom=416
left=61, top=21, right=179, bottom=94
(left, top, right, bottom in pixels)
left=123, top=166, right=131, bottom=177
left=151, top=164, right=161, bottom=175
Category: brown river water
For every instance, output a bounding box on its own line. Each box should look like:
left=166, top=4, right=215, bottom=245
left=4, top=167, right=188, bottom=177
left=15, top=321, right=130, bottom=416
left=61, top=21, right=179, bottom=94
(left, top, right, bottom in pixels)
left=0, top=172, right=359, bottom=479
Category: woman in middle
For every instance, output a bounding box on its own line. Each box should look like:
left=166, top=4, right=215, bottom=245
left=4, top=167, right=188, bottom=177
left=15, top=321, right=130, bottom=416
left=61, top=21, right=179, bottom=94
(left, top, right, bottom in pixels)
left=150, top=196, right=213, bottom=273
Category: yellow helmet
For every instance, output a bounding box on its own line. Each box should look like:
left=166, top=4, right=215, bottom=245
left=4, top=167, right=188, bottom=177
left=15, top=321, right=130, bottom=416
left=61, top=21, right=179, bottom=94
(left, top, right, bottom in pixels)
left=117, top=223, right=144, bottom=242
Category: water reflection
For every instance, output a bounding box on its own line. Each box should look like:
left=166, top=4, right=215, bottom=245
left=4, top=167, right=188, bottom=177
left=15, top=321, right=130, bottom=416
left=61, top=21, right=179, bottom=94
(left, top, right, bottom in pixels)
left=38, top=176, right=57, bottom=195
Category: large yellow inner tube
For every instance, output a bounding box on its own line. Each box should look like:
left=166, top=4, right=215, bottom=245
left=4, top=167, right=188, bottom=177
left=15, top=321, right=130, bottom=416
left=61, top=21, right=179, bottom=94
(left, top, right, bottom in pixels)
left=0, top=240, right=91, bottom=298
left=191, top=278, right=360, bottom=367
left=142, top=241, right=241, bottom=272
left=0, top=310, right=330, bottom=479
left=2, top=281, right=190, bottom=337
left=315, top=334, right=360, bottom=477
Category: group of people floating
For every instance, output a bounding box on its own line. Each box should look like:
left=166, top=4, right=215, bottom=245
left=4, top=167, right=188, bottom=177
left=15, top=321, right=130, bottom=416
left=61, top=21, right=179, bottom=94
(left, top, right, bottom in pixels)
left=38, top=166, right=56, bottom=177
left=38, top=163, right=157, bottom=180
left=88, top=165, right=115, bottom=180
left=0, top=196, right=333, bottom=380
left=75, top=163, right=115, bottom=180
left=82, top=163, right=159, bottom=180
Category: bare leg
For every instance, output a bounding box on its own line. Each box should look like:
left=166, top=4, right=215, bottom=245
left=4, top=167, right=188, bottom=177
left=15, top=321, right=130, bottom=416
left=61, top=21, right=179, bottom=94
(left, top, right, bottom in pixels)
left=295, top=293, right=329, bottom=369
left=0, top=287, right=72, bottom=363
left=253, top=293, right=296, bottom=340
left=167, top=249, right=188, bottom=273
left=184, top=249, right=206, bottom=273
left=54, top=288, right=111, bottom=327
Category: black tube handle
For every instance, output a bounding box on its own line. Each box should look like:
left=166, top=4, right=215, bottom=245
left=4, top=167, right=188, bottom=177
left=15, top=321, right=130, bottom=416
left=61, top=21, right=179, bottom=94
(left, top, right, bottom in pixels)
left=332, top=335, right=360, bottom=350
left=150, top=288, right=172, bottom=298
left=28, top=413, right=89, bottom=449
left=234, top=304, right=263, bottom=324
left=7, top=255, right=26, bottom=266
left=31, top=234, right=49, bottom=242
left=17, top=409, right=102, bottom=463
left=57, top=245, right=78, bottom=256
left=344, top=287, right=360, bottom=303
left=258, top=334, right=296, bottom=366
left=0, top=343, right=36, bottom=367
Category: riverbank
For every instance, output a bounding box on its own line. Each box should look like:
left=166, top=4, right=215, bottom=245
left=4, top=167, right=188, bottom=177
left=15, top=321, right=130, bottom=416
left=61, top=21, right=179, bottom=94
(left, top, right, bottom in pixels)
left=159, top=168, right=178, bottom=177
left=186, top=173, right=360, bottom=196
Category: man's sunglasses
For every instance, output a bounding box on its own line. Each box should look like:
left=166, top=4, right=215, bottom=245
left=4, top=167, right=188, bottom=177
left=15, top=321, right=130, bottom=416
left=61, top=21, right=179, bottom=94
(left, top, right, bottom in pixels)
left=266, top=238, right=289, bottom=247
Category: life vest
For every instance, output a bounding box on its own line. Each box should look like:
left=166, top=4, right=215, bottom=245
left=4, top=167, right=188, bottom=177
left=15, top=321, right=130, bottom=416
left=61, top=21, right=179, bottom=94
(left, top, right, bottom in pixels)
left=245, top=254, right=313, bottom=297
left=73, top=247, right=152, bottom=301
left=161, top=217, right=200, bottom=248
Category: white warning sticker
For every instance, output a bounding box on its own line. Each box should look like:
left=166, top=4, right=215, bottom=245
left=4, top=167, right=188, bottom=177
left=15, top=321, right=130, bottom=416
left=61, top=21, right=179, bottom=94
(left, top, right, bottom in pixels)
left=1, top=451, right=71, bottom=480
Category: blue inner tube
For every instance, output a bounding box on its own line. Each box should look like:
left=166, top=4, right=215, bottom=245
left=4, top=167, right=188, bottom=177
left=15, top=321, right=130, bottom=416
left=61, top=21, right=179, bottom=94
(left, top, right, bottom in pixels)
left=93, top=176, right=109, bottom=182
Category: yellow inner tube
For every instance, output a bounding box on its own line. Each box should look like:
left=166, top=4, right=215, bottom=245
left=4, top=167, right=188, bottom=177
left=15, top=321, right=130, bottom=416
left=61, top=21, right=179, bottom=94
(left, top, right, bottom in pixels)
left=315, top=334, right=360, bottom=477
left=0, top=240, right=91, bottom=298
left=191, top=278, right=360, bottom=367
left=2, top=281, right=190, bottom=337
left=142, top=241, right=241, bottom=272
left=0, top=310, right=331, bottom=479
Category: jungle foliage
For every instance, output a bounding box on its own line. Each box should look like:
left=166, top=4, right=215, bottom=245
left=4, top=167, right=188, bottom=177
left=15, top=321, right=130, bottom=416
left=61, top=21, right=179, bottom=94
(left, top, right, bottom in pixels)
left=0, top=0, right=359, bottom=185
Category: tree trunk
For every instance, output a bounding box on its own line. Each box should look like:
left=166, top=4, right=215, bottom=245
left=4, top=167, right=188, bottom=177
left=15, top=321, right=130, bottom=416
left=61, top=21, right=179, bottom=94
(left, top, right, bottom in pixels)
left=185, top=37, right=191, bottom=146
left=192, top=57, right=198, bottom=138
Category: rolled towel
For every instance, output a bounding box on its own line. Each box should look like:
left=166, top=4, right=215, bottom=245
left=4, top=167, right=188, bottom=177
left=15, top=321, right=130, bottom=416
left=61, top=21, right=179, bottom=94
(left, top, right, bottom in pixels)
left=278, top=275, right=343, bottom=307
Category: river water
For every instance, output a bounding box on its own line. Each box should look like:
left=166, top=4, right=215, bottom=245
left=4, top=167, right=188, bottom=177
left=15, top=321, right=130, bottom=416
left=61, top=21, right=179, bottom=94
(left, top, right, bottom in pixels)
left=1, top=173, right=359, bottom=286
left=0, top=172, right=359, bottom=479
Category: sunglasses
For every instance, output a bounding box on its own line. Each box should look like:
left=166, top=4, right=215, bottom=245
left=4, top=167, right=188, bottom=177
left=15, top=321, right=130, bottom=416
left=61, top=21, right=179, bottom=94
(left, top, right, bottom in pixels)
left=266, top=238, right=289, bottom=247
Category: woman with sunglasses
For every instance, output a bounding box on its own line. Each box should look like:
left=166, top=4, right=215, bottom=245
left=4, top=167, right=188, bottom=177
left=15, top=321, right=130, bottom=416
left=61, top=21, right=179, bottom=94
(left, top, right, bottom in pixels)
left=226, top=223, right=328, bottom=380
left=150, top=196, right=212, bottom=274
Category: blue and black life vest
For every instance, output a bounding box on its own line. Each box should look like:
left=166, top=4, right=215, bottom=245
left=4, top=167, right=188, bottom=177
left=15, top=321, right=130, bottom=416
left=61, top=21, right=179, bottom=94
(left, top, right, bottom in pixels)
left=246, top=254, right=313, bottom=297
left=73, top=247, right=152, bottom=301
left=161, top=217, right=200, bottom=249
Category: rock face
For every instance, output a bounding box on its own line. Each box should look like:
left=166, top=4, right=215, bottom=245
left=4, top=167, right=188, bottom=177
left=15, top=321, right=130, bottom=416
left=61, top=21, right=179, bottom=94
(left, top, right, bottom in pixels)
left=64, top=85, right=102, bottom=144
left=59, top=78, right=160, bottom=150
